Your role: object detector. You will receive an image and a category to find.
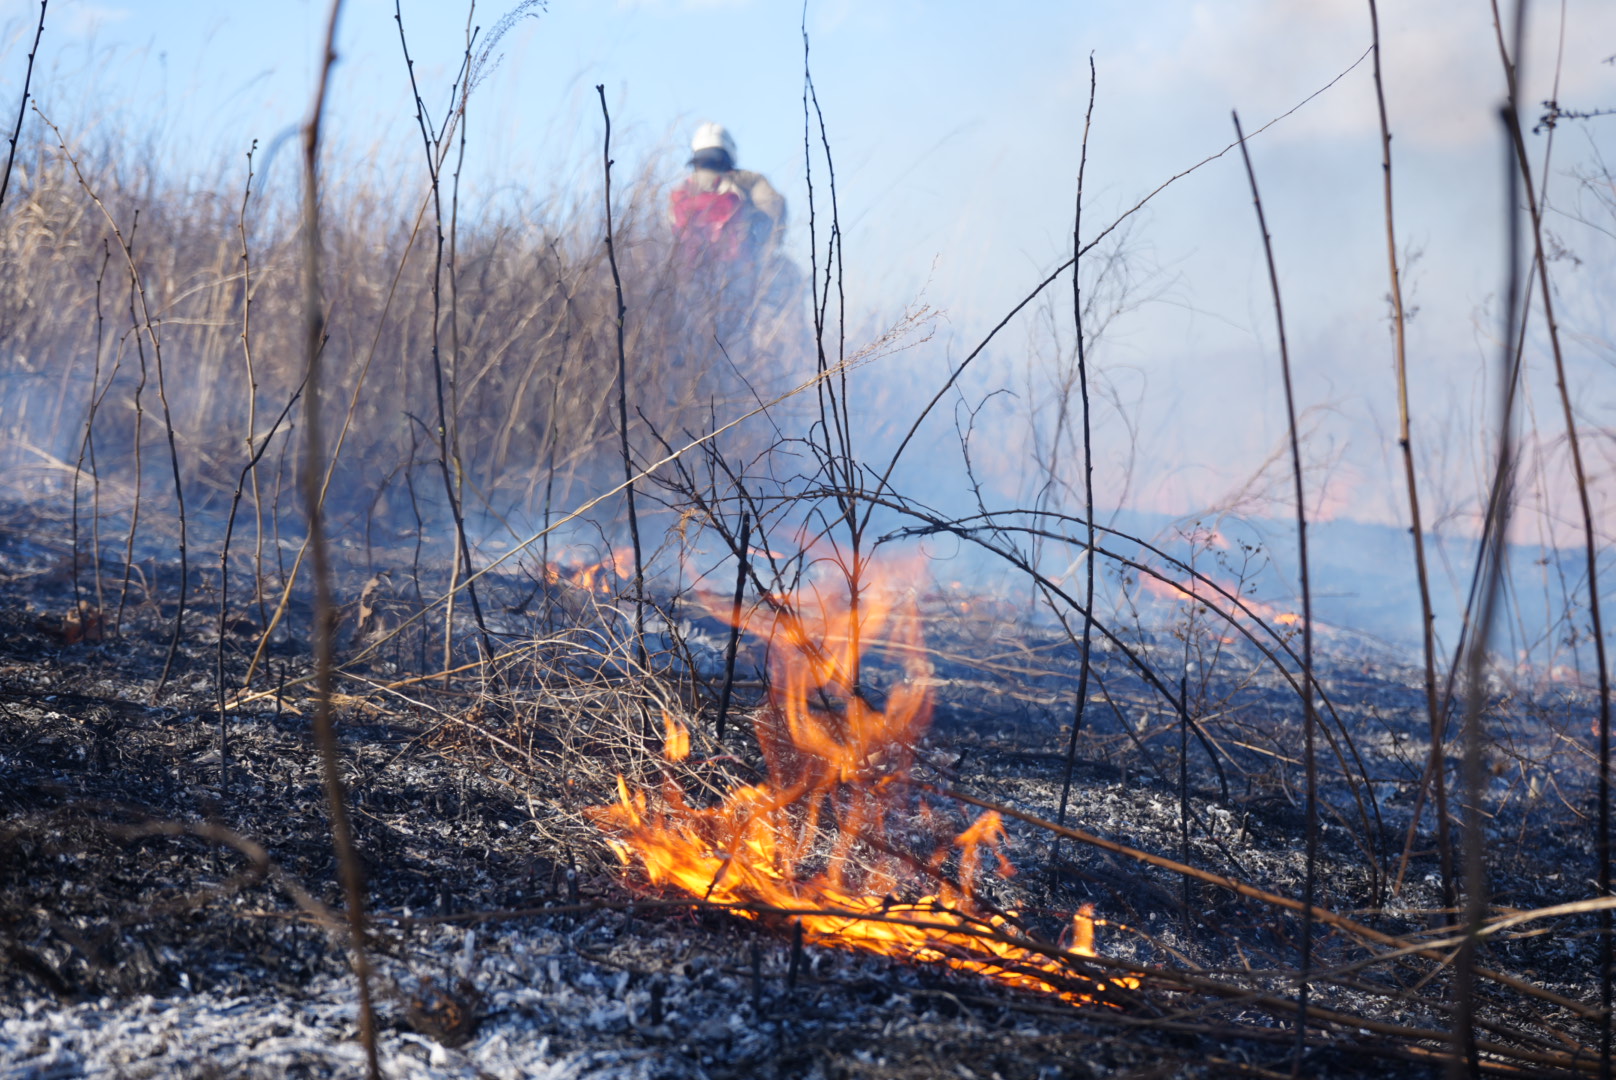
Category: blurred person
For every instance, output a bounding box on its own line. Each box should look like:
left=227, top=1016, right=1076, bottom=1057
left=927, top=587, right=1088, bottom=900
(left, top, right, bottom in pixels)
left=666, top=122, right=805, bottom=394
left=668, top=122, right=786, bottom=267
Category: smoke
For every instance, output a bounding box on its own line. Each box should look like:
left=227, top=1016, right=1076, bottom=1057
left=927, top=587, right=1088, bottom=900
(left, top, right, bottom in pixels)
left=2, top=3, right=1613, bottom=672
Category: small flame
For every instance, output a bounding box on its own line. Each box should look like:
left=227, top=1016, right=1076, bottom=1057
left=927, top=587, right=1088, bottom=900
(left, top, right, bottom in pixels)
left=662, top=712, right=690, bottom=763
left=1138, top=573, right=1299, bottom=630
left=1070, top=905, right=1096, bottom=956
left=543, top=546, right=639, bottom=597
left=588, top=556, right=1136, bottom=1005
left=608, top=546, right=637, bottom=581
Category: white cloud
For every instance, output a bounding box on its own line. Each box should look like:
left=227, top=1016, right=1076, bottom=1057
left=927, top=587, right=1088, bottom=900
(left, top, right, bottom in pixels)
left=1111, top=0, right=1616, bottom=152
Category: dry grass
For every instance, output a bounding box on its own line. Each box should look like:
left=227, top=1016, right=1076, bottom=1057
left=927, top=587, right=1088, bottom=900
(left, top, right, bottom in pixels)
left=0, top=125, right=804, bottom=538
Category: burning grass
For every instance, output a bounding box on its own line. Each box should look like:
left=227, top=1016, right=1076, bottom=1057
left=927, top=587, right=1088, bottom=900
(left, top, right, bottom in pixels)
left=2, top=3, right=1615, bottom=1076
left=587, top=557, right=1140, bottom=1008
left=2, top=516, right=1608, bottom=1077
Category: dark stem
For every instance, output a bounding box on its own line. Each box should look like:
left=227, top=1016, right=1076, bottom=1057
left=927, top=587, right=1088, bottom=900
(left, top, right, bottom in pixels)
left=1409, top=231, right=1536, bottom=897
left=1054, top=53, right=1099, bottom=862
left=1179, top=673, right=1191, bottom=938
left=1488, top=2, right=1610, bottom=1073
left=800, top=19, right=864, bottom=697
left=215, top=140, right=260, bottom=788
left=114, top=230, right=144, bottom=639
left=71, top=242, right=113, bottom=624
left=147, top=247, right=190, bottom=706
left=716, top=513, right=751, bottom=743
left=217, top=377, right=305, bottom=804
left=300, top=5, right=380, bottom=1076
left=1454, top=5, right=1527, bottom=1076
left=539, top=243, right=571, bottom=598
left=239, top=139, right=269, bottom=633
left=0, top=0, right=46, bottom=216
left=445, top=5, right=493, bottom=669
left=1368, top=0, right=1454, bottom=912
left=393, top=0, right=494, bottom=677
left=1231, top=109, right=1317, bottom=1075
left=595, top=84, right=646, bottom=671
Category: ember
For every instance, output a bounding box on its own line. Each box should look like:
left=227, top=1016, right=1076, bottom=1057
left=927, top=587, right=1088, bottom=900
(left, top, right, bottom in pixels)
left=588, top=557, right=1137, bottom=1004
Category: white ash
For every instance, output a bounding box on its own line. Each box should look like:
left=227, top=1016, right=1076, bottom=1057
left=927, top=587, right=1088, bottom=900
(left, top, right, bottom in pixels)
left=0, top=914, right=1124, bottom=1080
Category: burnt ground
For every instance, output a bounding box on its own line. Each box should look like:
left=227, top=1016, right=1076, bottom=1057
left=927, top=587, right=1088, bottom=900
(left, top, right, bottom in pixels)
left=0, top=511, right=1607, bottom=1079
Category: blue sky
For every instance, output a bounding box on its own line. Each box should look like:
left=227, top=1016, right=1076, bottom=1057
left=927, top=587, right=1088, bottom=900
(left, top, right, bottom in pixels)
left=3, top=0, right=1615, bottom=540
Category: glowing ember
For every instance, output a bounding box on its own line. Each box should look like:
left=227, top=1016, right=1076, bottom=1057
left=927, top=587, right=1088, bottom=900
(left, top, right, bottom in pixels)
left=588, top=558, right=1137, bottom=1005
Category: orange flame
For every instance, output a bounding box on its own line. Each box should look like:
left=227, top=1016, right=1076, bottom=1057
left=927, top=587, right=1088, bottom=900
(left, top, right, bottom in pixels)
left=1136, top=573, right=1299, bottom=629
left=662, top=710, right=690, bottom=763
left=543, top=546, right=639, bottom=597
left=588, top=557, right=1137, bottom=1005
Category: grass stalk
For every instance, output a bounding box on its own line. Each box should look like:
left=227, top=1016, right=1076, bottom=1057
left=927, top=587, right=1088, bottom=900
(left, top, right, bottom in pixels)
left=1368, top=0, right=1455, bottom=913
left=1488, top=2, right=1613, bottom=1070
left=1231, top=108, right=1318, bottom=1074
left=297, top=3, right=380, bottom=1073
left=1454, top=4, right=1528, bottom=1074
left=596, top=83, right=647, bottom=671
left=0, top=0, right=45, bottom=216
left=1054, top=53, right=1099, bottom=852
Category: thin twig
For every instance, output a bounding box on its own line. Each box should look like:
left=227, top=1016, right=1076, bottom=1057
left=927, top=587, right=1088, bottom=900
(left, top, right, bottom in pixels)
left=1368, top=0, right=1455, bottom=911
left=71, top=242, right=113, bottom=626
left=298, top=4, right=379, bottom=1076
left=217, top=377, right=305, bottom=800
left=1489, top=1, right=1612, bottom=1072
left=216, top=140, right=260, bottom=803
left=0, top=0, right=46, bottom=216
left=1455, top=4, right=1529, bottom=1075
left=799, top=19, right=867, bottom=699
left=1054, top=53, right=1099, bottom=859
left=393, top=0, right=494, bottom=672
left=716, top=512, right=749, bottom=742
left=238, top=140, right=269, bottom=632
left=596, top=83, right=647, bottom=672
left=1231, top=109, right=1318, bottom=1074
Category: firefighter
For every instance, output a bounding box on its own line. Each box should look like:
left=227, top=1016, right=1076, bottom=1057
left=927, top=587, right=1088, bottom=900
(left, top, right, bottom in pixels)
left=668, top=122, right=786, bottom=269
left=666, top=122, right=803, bottom=397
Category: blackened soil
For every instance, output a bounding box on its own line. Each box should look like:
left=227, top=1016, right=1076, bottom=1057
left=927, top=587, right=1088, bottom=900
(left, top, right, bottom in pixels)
left=0, top=516, right=1599, bottom=1078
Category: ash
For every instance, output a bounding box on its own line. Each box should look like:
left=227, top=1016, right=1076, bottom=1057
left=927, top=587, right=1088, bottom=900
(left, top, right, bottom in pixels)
left=3, top=915, right=1153, bottom=1080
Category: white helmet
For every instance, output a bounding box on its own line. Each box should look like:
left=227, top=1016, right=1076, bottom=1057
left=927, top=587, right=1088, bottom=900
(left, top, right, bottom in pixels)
left=690, top=122, right=737, bottom=164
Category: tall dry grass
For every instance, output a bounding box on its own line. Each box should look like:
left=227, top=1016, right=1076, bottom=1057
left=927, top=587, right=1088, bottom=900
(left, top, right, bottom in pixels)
left=0, top=124, right=807, bottom=550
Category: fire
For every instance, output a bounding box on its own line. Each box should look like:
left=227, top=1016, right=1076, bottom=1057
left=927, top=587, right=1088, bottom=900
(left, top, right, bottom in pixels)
left=588, top=557, right=1137, bottom=1005
left=1136, top=573, right=1299, bottom=629
left=543, top=546, right=638, bottom=597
